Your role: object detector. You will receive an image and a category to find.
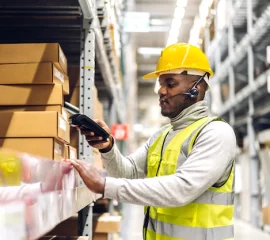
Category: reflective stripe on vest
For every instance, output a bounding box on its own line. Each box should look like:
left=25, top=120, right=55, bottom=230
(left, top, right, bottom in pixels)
left=144, top=116, right=234, bottom=240
left=147, top=217, right=234, bottom=240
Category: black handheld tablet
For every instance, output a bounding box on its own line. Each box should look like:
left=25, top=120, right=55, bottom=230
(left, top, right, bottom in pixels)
left=69, top=114, right=110, bottom=140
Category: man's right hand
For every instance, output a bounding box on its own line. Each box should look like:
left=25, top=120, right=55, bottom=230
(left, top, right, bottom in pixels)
left=79, top=119, right=113, bottom=153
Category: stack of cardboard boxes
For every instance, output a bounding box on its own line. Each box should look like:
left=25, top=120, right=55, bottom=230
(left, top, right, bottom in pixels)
left=0, top=43, right=76, bottom=160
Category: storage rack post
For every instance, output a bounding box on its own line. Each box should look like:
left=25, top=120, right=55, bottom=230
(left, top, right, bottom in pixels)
left=246, top=0, right=260, bottom=227
left=78, top=16, right=96, bottom=237
left=228, top=0, right=236, bottom=126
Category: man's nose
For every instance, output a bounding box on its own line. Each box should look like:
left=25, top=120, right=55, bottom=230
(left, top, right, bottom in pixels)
left=158, top=85, right=167, bottom=96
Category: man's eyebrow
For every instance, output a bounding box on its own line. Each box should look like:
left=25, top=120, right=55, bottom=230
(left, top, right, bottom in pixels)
left=164, top=77, right=176, bottom=82
left=159, top=77, right=178, bottom=83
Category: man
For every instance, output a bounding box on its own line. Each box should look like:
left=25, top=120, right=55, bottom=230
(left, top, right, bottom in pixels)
left=69, top=43, right=236, bottom=240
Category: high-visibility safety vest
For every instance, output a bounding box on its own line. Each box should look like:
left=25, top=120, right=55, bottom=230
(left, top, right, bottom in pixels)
left=144, top=116, right=234, bottom=240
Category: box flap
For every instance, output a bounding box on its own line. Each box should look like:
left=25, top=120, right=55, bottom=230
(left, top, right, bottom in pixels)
left=57, top=113, right=70, bottom=143
left=58, top=44, right=68, bottom=74
left=53, top=65, right=65, bottom=84
left=69, top=146, right=77, bottom=159
left=54, top=139, right=65, bottom=161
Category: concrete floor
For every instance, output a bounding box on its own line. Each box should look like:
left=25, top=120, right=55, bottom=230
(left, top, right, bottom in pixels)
left=120, top=204, right=270, bottom=240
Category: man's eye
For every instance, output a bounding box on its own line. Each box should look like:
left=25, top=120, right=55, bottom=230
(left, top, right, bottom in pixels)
left=167, top=83, right=175, bottom=88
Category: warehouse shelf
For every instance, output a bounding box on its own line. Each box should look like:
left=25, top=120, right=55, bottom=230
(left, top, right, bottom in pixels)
left=81, top=0, right=125, bottom=122
left=207, top=0, right=264, bottom=66
left=218, top=68, right=270, bottom=116
left=93, top=17, right=125, bottom=122
left=211, top=4, right=270, bottom=85
left=0, top=1, right=126, bottom=123
left=0, top=0, right=126, bottom=239
left=64, top=102, right=80, bottom=115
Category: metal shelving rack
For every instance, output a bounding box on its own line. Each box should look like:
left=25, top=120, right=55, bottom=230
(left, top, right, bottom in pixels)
left=0, top=0, right=126, bottom=239
left=204, top=0, right=270, bottom=228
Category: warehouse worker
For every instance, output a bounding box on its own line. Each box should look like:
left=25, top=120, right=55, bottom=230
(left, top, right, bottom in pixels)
left=69, top=43, right=236, bottom=240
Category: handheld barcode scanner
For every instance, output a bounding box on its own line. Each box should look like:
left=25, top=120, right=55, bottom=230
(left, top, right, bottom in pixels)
left=69, top=114, right=109, bottom=141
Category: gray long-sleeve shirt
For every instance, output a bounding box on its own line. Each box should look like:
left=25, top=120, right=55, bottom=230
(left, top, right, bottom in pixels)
left=102, top=101, right=236, bottom=207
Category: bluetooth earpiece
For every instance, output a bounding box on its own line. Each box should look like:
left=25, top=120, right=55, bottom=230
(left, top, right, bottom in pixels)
left=183, top=73, right=208, bottom=99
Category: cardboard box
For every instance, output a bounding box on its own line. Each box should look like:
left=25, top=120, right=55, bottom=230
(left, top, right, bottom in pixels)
left=66, top=86, right=80, bottom=107
left=68, top=66, right=99, bottom=96
left=70, top=127, right=79, bottom=149
left=0, top=105, right=69, bottom=121
left=68, top=65, right=80, bottom=87
left=93, top=148, right=103, bottom=169
left=93, top=213, right=121, bottom=233
left=263, top=206, right=270, bottom=225
left=64, top=75, right=70, bottom=95
left=94, top=99, right=104, bottom=121
left=0, top=111, right=70, bottom=143
left=93, top=233, right=108, bottom=240
left=0, top=43, right=67, bottom=74
left=0, top=63, right=66, bottom=85
left=65, top=145, right=78, bottom=159
left=0, top=138, right=65, bottom=160
left=0, top=84, right=64, bottom=106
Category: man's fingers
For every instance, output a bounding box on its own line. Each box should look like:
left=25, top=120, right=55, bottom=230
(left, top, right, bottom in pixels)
left=81, top=130, right=95, bottom=136
left=78, top=161, right=91, bottom=169
left=69, top=159, right=86, bottom=173
left=61, top=162, right=73, bottom=174
left=85, top=135, right=103, bottom=141
left=88, top=140, right=108, bottom=147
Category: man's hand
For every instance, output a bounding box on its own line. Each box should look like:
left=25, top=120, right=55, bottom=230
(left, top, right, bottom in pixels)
left=79, top=119, right=113, bottom=153
left=67, top=159, right=105, bottom=194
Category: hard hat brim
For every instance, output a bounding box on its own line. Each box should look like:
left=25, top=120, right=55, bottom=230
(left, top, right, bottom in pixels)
left=143, top=71, right=160, bottom=80
left=143, top=68, right=214, bottom=80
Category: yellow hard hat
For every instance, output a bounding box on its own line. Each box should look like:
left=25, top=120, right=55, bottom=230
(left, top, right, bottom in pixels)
left=143, top=43, right=214, bottom=79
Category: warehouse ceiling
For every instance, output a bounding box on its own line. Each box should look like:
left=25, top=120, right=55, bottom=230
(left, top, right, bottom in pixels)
left=134, top=0, right=202, bottom=82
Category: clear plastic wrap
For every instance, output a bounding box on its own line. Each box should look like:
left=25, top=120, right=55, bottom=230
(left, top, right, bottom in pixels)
left=0, top=149, right=96, bottom=240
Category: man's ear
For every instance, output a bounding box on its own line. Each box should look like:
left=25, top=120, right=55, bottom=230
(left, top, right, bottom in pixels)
left=197, top=81, right=207, bottom=100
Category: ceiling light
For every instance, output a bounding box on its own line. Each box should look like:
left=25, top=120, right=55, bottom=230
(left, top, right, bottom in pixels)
left=123, top=12, right=150, bottom=32
left=176, top=0, right=187, bottom=7
left=174, top=6, right=185, bottom=19
left=137, top=47, right=163, bottom=56
left=188, top=0, right=214, bottom=46
left=170, top=19, right=181, bottom=30
left=166, top=0, right=186, bottom=46
left=150, top=18, right=171, bottom=26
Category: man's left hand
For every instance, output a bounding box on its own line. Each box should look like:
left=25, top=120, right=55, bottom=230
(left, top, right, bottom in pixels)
left=67, top=159, right=105, bottom=194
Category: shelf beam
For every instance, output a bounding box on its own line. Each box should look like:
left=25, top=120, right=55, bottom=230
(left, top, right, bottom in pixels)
left=79, top=0, right=125, bottom=123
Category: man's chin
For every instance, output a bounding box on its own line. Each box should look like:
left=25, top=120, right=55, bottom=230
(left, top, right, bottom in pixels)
left=161, top=110, right=171, bottom=117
